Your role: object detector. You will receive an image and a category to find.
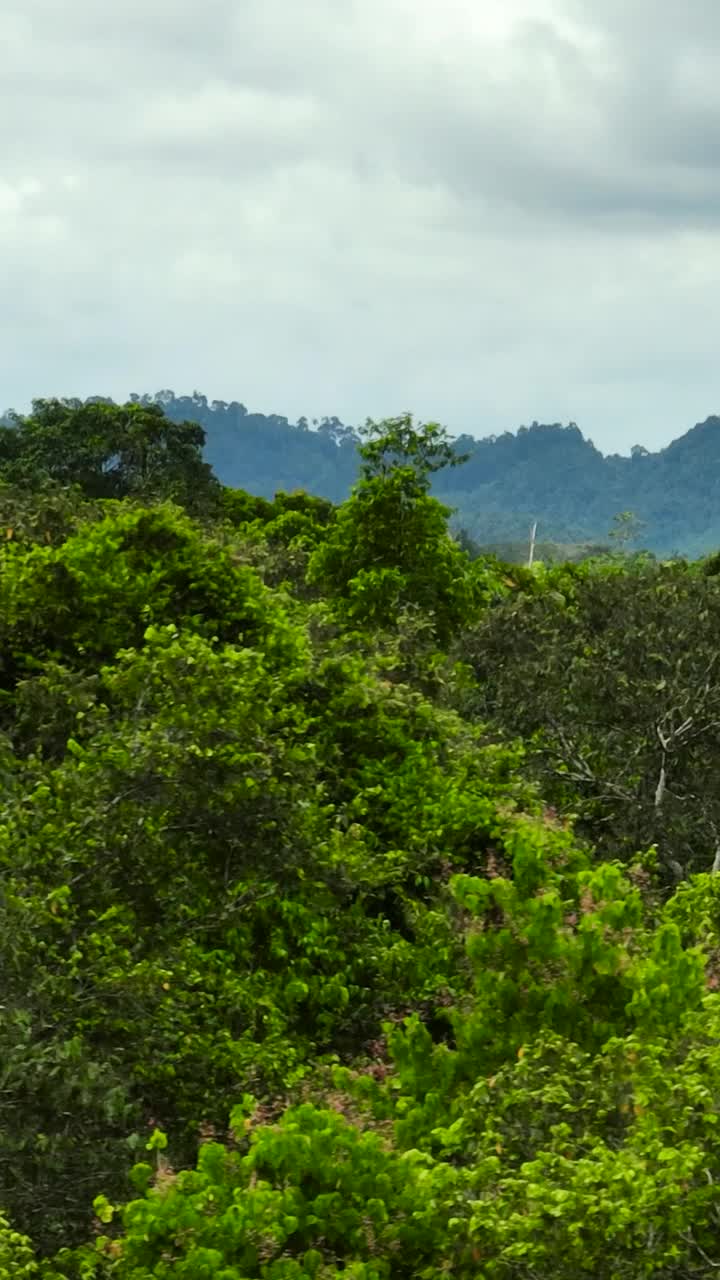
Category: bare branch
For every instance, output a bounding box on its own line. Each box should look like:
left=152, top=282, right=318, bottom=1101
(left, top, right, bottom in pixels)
left=654, top=755, right=667, bottom=811
left=682, top=1231, right=720, bottom=1269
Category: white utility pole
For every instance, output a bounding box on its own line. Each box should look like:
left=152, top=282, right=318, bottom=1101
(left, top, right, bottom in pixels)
left=527, top=520, right=538, bottom=568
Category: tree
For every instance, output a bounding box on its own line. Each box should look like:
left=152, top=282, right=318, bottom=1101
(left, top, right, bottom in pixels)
left=307, top=414, right=476, bottom=641
left=355, top=413, right=467, bottom=482
left=608, top=509, right=645, bottom=553
left=45, top=820, right=720, bottom=1280
left=0, top=491, right=529, bottom=1251
left=0, top=400, right=219, bottom=511
left=460, top=559, right=720, bottom=881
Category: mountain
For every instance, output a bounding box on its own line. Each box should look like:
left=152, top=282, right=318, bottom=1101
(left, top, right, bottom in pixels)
left=151, top=394, right=720, bottom=557
left=7, top=390, right=720, bottom=555
left=133, top=390, right=360, bottom=504
left=455, top=416, right=720, bottom=557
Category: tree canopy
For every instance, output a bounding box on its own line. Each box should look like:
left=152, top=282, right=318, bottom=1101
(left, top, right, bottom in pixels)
left=0, top=398, right=219, bottom=510
left=4, top=403, right=720, bottom=1277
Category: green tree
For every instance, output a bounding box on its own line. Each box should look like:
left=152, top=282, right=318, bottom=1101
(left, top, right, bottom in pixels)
left=0, top=496, right=527, bottom=1251
left=608, top=509, right=646, bottom=554
left=0, top=399, right=219, bottom=511
left=460, top=558, right=720, bottom=880
left=45, top=817, right=720, bottom=1280
left=12, top=404, right=720, bottom=1276
left=307, top=414, right=476, bottom=642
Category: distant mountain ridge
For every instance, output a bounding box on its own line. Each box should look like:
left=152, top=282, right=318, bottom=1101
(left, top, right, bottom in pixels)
left=152, top=393, right=720, bottom=557
left=7, top=391, right=720, bottom=555
left=444, top=415, right=720, bottom=557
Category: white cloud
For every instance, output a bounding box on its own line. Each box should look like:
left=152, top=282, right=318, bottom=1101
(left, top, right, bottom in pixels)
left=2, top=0, right=720, bottom=452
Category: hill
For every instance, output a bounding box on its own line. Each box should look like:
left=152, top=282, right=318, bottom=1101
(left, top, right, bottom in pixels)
left=147, top=393, right=720, bottom=557
left=5, top=391, right=720, bottom=554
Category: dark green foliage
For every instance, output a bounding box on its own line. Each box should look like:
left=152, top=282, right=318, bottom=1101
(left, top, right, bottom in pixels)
left=0, top=399, right=219, bottom=512
left=219, top=487, right=275, bottom=526
left=459, top=558, right=720, bottom=881
left=0, top=480, right=96, bottom=547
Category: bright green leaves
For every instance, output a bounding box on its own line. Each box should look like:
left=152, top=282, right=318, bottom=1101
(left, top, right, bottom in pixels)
left=628, top=922, right=706, bottom=1034
left=452, top=853, right=696, bottom=1069
left=60, top=1105, right=461, bottom=1279
left=0, top=1213, right=38, bottom=1280
left=47, top=1026, right=720, bottom=1280
left=91, top=1197, right=114, bottom=1227
left=1, top=504, right=295, bottom=689
left=8, top=451, right=720, bottom=1280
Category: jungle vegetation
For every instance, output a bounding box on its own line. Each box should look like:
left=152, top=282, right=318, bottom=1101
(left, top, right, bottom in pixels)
left=3, top=398, right=720, bottom=1277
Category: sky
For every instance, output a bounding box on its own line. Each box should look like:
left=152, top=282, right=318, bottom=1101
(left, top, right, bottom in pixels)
left=3, top=0, right=720, bottom=454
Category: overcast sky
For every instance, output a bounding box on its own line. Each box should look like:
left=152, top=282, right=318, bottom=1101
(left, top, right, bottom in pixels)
left=2, top=0, right=720, bottom=453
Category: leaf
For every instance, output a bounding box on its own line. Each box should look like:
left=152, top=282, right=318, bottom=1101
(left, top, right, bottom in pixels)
left=146, top=1128, right=168, bottom=1152
left=92, top=1195, right=115, bottom=1225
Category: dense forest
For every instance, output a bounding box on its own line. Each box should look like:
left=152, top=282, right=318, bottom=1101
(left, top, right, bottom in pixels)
left=5, top=396, right=720, bottom=1276
left=5, top=390, right=717, bottom=557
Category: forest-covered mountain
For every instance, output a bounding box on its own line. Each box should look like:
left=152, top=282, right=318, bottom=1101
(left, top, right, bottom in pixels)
left=4, top=389, right=720, bottom=554
left=138, top=391, right=720, bottom=557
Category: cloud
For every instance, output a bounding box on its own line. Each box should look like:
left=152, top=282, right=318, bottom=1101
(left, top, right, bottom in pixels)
left=2, top=0, right=720, bottom=453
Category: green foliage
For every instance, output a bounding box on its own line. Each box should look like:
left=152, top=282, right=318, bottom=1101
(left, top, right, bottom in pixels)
left=0, top=495, right=523, bottom=1251
left=218, top=489, right=336, bottom=597
left=460, top=557, right=720, bottom=879
left=308, top=415, right=478, bottom=642
left=0, top=503, right=291, bottom=693
left=8, top=402, right=720, bottom=1278
left=355, top=413, right=468, bottom=481
left=0, top=399, right=219, bottom=511
left=220, top=488, right=334, bottom=537
left=0, top=1213, right=38, bottom=1279
left=219, top=486, right=276, bottom=526
left=0, top=480, right=97, bottom=547
left=44, top=818, right=720, bottom=1278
